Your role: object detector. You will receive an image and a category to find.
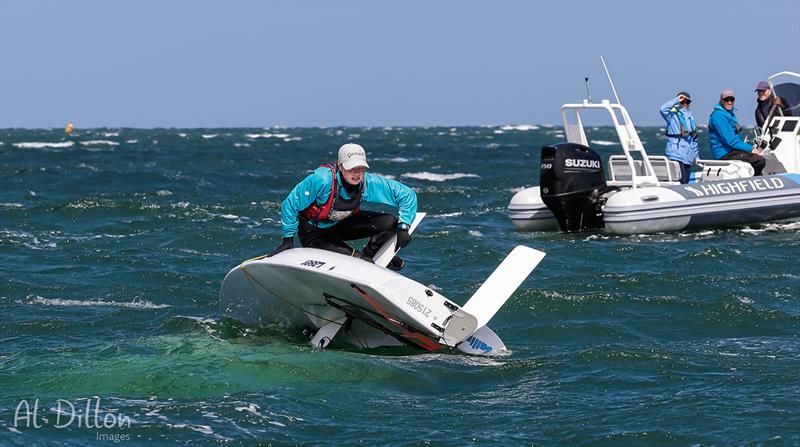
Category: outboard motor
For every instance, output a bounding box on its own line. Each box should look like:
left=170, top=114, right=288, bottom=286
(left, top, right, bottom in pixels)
left=540, top=142, right=610, bottom=232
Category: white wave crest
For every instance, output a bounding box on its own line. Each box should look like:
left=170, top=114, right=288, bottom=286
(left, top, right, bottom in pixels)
left=245, top=133, right=290, bottom=139
left=80, top=140, right=119, bottom=146
left=500, top=124, right=540, bottom=131
left=740, top=221, right=800, bottom=233
left=589, top=140, right=618, bottom=146
left=26, top=295, right=170, bottom=309
left=76, top=163, right=98, bottom=171
left=202, top=134, right=218, bottom=139
left=402, top=172, right=480, bottom=182
left=13, top=141, right=74, bottom=149
left=374, top=156, right=423, bottom=163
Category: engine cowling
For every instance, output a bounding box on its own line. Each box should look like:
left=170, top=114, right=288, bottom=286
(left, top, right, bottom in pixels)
left=540, top=142, right=609, bottom=232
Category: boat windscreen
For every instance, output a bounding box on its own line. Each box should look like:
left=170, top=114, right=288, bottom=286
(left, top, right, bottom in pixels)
left=774, top=82, right=800, bottom=117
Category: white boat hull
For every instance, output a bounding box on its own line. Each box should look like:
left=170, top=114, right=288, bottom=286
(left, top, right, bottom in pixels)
left=508, top=186, right=559, bottom=231
left=603, top=174, right=800, bottom=234
left=508, top=174, right=800, bottom=235
left=220, top=247, right=506, bottom=353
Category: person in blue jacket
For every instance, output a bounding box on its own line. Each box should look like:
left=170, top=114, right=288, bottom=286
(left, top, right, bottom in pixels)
left=708, top=89, right=765, bottom=176
left=660, top=91, right=699, bottom=183
left=267, top=143, right=417, bottom=270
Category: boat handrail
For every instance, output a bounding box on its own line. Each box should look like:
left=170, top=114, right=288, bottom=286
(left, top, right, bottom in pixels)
left=767, top=71, right=800, bottom=84
left=561, top=100, right=660, bottom=188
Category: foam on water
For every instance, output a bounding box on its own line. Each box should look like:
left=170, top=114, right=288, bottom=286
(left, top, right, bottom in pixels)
left=589, top=139, right=618, bottom=146
left=13, top=141, right=74, bottom=149
left=402, top=172, right=480, bottom=181
left=25, top=295, right=170, bottom=309
left=245, top=132, right=290, bottom=139
left=499, top=124, right=540, bottom=131
left=80, top=140, right=120, bottom=146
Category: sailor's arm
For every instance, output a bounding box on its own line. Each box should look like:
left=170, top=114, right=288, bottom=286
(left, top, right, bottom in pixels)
left=363, top=173, right=418, bottom=226
left=280, top=169, right=330, bottom=238
left=659, top=97, right=680, bottom=119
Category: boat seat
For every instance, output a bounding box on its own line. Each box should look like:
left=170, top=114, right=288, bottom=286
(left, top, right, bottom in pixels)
left=608, top=155, right=681, bottom=183
left=696, top=159, right=754, bottom=180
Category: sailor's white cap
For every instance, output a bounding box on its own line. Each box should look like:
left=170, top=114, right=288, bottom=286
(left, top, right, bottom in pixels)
left=338, top=143, right=369, bottom=170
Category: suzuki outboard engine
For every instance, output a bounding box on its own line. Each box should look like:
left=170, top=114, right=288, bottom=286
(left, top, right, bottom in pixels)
left=540, top=142, right=610, bottom=232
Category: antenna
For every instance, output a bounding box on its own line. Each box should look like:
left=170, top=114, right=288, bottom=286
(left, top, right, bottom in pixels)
left=600, top=56, right=621, bottom=105
left=584, top=77, right=592, bottom=103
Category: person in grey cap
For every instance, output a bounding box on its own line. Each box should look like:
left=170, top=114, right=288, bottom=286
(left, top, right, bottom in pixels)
left=754, top=80, right=787, bottom=128
left=268, top=143, right=417, bottom=271
left=659, top=91, right=699, bottom=183
left=708, top=90, right=766, bottom=176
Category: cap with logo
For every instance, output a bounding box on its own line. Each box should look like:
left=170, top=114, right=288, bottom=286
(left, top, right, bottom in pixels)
left=338, top=143, right=370, bottom=170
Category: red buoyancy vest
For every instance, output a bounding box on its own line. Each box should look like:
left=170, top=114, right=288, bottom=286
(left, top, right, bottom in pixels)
left=299, top=164, right=363, bottom=222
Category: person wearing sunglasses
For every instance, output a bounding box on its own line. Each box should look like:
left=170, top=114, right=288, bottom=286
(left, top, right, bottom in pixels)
left=754, top=81, right=788, bottom=128
left=708, top=89, right=766, bottom=176
left=660, top=91, right=699, bottom=183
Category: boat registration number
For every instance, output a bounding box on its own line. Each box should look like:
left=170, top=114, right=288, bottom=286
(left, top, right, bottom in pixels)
left=407, top=296, right=432, bottom=318
left=301, top=259, right=326, bottom=269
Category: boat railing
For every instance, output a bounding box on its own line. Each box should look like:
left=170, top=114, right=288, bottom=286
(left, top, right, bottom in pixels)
left=608, top=155, right=681, bottom=185
left=561, top=100, right=661, bottom=188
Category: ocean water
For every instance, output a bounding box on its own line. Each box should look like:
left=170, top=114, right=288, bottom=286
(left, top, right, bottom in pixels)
left=0, top=126, right=798, bottom=446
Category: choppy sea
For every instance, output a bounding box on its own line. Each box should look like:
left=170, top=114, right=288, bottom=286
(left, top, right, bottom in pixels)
left=1, top=126, right=798, bottom=446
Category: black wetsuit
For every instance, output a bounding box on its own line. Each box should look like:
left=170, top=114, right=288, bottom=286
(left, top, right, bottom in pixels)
left=298, top=180, right=398, bottom=259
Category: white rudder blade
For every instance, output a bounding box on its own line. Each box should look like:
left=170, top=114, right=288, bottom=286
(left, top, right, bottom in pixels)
left=462, top=245, right=546, bottom=329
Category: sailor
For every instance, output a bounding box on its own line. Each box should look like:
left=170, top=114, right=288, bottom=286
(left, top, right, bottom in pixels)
left=754, top=80, right=788, bottom=128
left=660, top=91, right=699, bottom=184
left=268, top=143, right=417, bottom=271
left=708, top=89, right=766, bottom=176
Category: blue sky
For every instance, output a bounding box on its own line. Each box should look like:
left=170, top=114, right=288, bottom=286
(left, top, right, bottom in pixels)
left=1, top=0, right=798, bottom=128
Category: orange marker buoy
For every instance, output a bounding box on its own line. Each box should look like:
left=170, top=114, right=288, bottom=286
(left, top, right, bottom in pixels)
left=65, top=123, right=74, bottom=134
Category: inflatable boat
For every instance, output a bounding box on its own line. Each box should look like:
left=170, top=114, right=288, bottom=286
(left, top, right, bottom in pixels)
left=508, top=71, right=800, bottom=234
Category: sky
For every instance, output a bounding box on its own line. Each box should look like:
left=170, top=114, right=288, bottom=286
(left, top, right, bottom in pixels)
left=1, top=0, right=799, bottom=128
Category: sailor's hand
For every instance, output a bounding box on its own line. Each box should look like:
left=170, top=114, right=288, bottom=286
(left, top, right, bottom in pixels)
left=396, top=229, right=411, bottom=249
left=268, top=237, right=294, bottom=257
left=752, top=146, right=762, bottom=155
left=677, top=95, right=687, bottom=102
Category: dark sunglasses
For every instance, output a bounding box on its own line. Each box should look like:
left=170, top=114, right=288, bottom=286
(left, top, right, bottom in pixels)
left=680, top=100, right=692, bottom=105
left=722, top=97, right=736, bottom=102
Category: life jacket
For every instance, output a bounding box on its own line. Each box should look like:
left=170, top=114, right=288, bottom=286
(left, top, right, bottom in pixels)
left=299, top=164, right=363, bottom=222
left=665, top=107, right=698, bottom=140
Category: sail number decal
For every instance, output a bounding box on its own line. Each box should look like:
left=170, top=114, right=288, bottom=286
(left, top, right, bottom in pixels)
left=301, top=259, right=326, bottom=269
left=407, top=297, right=432, bottom=318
